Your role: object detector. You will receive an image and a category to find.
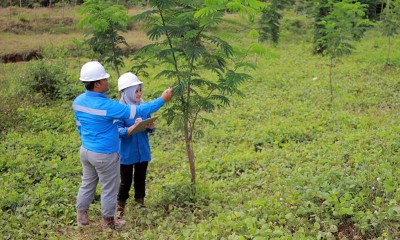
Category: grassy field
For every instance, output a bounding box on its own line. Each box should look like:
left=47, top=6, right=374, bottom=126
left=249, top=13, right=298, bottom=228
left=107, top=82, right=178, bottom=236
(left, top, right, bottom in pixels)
left=1, top=6, right=400, bottom=240
left=0, top=7, right=149, bottom=57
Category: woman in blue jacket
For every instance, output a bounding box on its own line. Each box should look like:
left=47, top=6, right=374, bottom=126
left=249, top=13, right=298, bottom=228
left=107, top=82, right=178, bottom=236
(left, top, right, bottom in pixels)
left=116, top=72, right=156, bottom=216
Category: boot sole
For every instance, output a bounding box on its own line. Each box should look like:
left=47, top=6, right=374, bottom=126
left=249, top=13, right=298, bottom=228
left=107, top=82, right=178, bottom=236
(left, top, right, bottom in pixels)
left=77, top=222, right=89, bottom=227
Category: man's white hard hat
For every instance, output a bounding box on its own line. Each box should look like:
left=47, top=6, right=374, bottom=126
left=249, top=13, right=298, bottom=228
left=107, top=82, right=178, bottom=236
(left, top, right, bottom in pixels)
left=118, top=72, right=143, bottom=91
left=79, top=61, right=110, bottom=82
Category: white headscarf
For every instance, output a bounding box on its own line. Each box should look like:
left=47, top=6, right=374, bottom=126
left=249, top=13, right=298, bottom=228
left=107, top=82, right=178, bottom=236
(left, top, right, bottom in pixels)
left=120, top=85, right=144, bottom=105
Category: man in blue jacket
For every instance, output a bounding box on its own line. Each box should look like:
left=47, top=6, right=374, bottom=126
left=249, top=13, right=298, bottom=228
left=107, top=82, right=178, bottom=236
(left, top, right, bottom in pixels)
left=73, top=61, right=173, bottom=229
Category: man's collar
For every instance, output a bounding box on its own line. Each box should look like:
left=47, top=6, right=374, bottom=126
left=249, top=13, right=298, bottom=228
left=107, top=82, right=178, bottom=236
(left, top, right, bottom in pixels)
left=85, top=90, right=107, bottom=98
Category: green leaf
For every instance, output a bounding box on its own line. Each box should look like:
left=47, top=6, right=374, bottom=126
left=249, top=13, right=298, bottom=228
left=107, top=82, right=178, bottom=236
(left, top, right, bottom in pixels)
left=247, top=29, right=260, bottom=38
left=209, top=94, right=230, bottom=106
left=131, top=9, right=159, bottom=23
left=199, top=11, right=224, bottom=28
left=156, top=70, right=181, bottom=80
left=184, top=46, right=206, bottom=63
left=202, top=35, right=233, bottom=57
left=194, top=7, right=218, bottom=18
left=152, top=0, right=176, bottom=10
left=147, top=26, right=166, bottom=41
left=329, top=225, right=338, bottom=233
left=250, top=42, right=267, bottom=55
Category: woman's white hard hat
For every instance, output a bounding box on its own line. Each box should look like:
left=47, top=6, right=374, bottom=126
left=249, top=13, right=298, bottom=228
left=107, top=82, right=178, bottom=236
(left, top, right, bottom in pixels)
left=79, top=61, right=110, bottom=82
left=118, top=72, right=143, bottom=91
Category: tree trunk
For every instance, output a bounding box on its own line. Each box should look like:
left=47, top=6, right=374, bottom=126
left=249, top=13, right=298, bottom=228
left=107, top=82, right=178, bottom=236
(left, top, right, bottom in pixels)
left=19, top=0, right=22, bottom=8
left=113, top=54, right=121, bottom=77
left=185, top=132, right=196, bottom=184
left=62, top=0, right=65, bottom=19
left=386, top=35, right=391, bottom=65
left=8, top=0, right=12, bottom=26
left=329, top=57, right=333, bottom=103
left=115, top=63, right=120, bottom=78
left=385, top=0, right=391, bottom=65
left=9, top=0, right=12, bottom=21
left=386, top=0, right=390, bottom=19
left=184, top=118, right=196, bottom=184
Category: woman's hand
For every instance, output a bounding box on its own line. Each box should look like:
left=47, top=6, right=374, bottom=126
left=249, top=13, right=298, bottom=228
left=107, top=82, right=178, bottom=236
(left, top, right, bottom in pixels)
left=161, top=87, right=174, bottom=102
left=135, top=118, right=143, bottom=124
left=127, top=118, right=143, bottom=135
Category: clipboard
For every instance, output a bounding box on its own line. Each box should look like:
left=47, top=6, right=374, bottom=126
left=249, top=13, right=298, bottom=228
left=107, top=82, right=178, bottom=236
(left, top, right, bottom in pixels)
left=128, top=116, right=158, bottom=135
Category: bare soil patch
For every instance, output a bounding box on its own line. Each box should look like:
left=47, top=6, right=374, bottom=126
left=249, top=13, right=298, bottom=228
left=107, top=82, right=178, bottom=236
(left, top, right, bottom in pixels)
left=0, top=50, right=42, bottom=63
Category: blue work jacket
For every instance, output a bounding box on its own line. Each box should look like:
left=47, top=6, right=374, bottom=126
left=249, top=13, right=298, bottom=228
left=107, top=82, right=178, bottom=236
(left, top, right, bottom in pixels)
left=72, top=91, right=164, bottom=154
left=118, top=105, right=156, bottom=165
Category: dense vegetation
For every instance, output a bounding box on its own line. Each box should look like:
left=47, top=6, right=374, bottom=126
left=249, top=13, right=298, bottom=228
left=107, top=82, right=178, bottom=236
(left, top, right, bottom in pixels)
left=1, top=2, right=400, bottom=239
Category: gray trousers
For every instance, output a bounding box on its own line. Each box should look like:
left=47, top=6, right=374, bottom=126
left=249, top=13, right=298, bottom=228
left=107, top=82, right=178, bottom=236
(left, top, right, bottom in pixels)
left=76, top=146, right=120, bottom=217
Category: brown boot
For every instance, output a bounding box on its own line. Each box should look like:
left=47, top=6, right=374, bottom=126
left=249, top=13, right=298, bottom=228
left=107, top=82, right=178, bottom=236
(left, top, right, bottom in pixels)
left=76, top=209, right=89, bottom=227
left=134, top=198, right=144, bottom=205
left=102, top=216, right=126, bottom=230
left=116, top=200, right=126, bottom=218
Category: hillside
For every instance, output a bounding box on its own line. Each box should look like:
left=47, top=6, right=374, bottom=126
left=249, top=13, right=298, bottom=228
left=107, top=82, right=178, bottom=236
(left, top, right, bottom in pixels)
left=1, top=5, right=400, bottom=240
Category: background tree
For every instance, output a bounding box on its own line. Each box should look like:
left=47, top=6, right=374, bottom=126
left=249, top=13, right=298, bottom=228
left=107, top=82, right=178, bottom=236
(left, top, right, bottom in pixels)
left=77, top=0, right=129, bottom=77
left=311, top=0, right=334, bottom=54
left=131, top=0, right=265, bottom=184
left=360, top=0, right=385, bottom=21
left=245, top=29, right=267, bottom=64
left=312, top=0, right=378, bottom=54
left=316, top=0, right=372, bottom=102
left=259, top=0, right=282, bottom=45
left=380, top=0, right=400, bottom=65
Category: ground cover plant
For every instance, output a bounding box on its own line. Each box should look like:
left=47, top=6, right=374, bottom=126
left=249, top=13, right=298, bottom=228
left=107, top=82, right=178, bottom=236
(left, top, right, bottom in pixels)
left=1, top=2, right=400, bottom=240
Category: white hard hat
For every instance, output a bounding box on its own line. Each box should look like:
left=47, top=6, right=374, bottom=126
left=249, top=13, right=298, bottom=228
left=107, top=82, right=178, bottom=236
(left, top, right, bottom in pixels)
left=118, top=72, right=143, bottom=91
left=79, top=61, right=110, bottom=82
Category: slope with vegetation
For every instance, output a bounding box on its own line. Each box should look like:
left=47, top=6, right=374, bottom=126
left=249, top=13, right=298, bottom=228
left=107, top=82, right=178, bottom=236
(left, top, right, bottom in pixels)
left=1, top=2, right=400, bottom=239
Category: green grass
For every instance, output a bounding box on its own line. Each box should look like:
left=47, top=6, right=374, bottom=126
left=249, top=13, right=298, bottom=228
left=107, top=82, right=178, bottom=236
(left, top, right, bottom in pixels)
left=1, top=7, right=400, bottom=240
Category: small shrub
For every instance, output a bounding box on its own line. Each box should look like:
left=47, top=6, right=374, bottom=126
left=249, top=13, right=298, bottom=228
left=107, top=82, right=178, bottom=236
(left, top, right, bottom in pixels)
left=57, top=76, right=82, bottom=101
left=18, top=14, right=30, bottom=23
left=23, top=60, right=68, bottom=100
left=69, top=38, right=91, bottom=58
left=4, top=21, right=32, bottom=34
left=0, top=95, right=21, bottom=137
left=41, top=45, right=68, bottom=59
left=40, top=13, right=50, bottom=21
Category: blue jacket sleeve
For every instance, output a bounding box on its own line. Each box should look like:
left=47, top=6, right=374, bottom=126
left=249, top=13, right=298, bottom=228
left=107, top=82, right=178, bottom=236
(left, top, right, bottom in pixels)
left=105, top=99, right=135, bottom=119
left=135, top=97, right=164, bottom=118
left=146, top=114, right=154, bottom=134
left=117, top=119, right=129, bottom=138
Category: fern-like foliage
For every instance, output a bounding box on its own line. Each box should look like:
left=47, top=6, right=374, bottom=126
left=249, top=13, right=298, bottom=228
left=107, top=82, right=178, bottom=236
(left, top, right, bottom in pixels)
left=78, top=0, right=129, bottom=77
left=129, top=0, right=263, bottom=132
left=129, top=0, right=264, bottom=183
left=311, top=0, right=372, bottom=55
left=317, top=0, right=371, bottom=59
left=259, top=0, right=282, bottom=44
left=380, top=0, right=400, bottom=65
left=313, top=0, right=372, bottom=103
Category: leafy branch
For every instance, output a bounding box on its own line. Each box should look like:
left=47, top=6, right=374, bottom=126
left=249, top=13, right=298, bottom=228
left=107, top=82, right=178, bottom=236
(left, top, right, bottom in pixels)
left=130, top=0, right=263, bottom=183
